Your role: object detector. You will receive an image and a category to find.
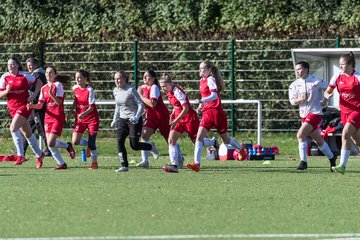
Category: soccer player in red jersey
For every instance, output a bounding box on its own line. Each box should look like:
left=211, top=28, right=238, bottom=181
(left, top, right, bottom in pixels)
left=136, top=70, right=182, bottom=168
left=324, top=52, right=360, bottom=174
left=0, top=57, right=45, bottom=167
left=186, top=60, right=244, bottom=172
left=67, top=70, right=100, bottom=170
left=159, top=73, right=200, bottom=173
left=27, top=66, right=72, bottom=170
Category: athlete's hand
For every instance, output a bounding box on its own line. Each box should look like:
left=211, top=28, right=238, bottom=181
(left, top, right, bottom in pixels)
left=196, top=103, right=203, bottom=114
left=297, top=93, right=306, bottom=104
left=194, top=99, right=202, bottom=104
left=26, top=103, right=33, bottom=110
left=169, top=119, right=178, bottom=130
left=111, top=120, right=118, bottom=128
left=129, top=115, right=140, bottom=124
left=324, top=91, right=333, bottom=100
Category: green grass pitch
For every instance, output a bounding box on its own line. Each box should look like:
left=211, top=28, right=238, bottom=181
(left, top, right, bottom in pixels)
left=1, top=133, right=360, bottom=239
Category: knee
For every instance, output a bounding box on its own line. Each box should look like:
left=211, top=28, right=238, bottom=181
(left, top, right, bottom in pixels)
left=168, top=138, right=177, bottom=146
left=47, top=141, right=55, bottom=148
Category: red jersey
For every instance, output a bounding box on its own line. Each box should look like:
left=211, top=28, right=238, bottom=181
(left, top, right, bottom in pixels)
left=199, top=76, right=222, bottom=111
left=166, top=85, right=197, bottom=120
left=73, top=85, right=99, bottom=123
left=329, top=71, right=360, bottom=114
left=141, top=84, right=169, bottom=118
left=38, top=82, right=65, bottom=123
left=0, top=71, right=36, bottom=116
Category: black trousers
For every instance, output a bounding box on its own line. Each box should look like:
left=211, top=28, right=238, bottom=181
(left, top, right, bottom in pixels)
left=116, top=117, right=152, bottom=167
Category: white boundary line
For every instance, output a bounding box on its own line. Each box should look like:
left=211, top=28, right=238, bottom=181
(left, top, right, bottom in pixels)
left=2, top=233, right=360, bottom=240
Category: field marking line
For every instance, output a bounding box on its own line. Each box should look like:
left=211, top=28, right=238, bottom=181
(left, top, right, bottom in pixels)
left=2, top=233, right=360, bottom=240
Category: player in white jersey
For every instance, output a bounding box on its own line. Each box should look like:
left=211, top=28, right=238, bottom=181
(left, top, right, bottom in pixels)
left=289, top=61, right=336, bottom=171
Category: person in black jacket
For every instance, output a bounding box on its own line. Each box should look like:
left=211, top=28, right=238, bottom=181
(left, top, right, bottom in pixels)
left=25, top=58, right=50, bottom=156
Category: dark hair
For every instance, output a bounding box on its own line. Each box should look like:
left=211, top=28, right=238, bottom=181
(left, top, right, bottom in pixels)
left=145, top=69, right=159, bottom=86
left=201, top=59, right=224, bottom=93
left=115, top=71, right=129, bottom=83
left=77, top=69, right=91, bottom=86
left=296, top=61, right=310, bottom=71
left=26, top=58, right=39, bottom=66
left=9, top=56, right=23, bottom=71
left=340, top=51, right=356, bottom=68
left=46, top=66, right=71, bottom=89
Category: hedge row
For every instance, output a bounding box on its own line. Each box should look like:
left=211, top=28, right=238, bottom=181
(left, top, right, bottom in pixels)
left=0, top=0, right=359, bottom=42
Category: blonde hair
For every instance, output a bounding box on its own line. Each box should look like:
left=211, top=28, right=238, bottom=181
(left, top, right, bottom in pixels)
left=160, top=73, right=172, bottom=84
left=202, top=59, right=225, bottom=93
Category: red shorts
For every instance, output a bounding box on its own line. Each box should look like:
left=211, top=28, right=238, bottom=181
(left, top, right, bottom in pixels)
left=73, top=120, right=99, bottom=135
left=172, top=112, right=200, bottom=140
left=44, top=121, right=64, bottom=136
left=301, top=113, right=323, bottom=131
left=200, top=108, right=228, bottom=134
left=143, top=113, right=170, bottom=139
left=341, top=111, right=360, bottom=129
left=10, top=105, right=32, bottom=119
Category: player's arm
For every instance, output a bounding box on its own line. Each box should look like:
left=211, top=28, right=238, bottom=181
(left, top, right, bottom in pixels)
left=0, top=84, right=11, bottom=98
left=170, top=104, right=189, bottom=129
left=48, top=84, right=63, bottom=105
left=27, top=101, right=44, bottom=110
left=66, top=99, right=76, bottom=122
left=324, top=87, right=334, bottom=99
left=289, top=83, right=305, bottom=106
left=28, top=78, right=42, bottom=102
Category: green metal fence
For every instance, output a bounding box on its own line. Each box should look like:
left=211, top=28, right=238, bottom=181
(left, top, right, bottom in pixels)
left=0, top=38, right=358, bottom=134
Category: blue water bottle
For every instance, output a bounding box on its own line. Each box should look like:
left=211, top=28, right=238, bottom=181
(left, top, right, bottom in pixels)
left=81, top=149, right=87, bottom=163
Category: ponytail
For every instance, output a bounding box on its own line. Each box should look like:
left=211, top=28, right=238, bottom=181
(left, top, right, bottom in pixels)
left=340, top=51, right=356, bottom=69
left=202, top=59, right=224, bottom=93
left=77, top=69, right=92, bottom=87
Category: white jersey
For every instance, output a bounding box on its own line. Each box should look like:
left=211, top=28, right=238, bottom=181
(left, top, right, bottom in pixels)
left=289, top=75, right=328, bottom=118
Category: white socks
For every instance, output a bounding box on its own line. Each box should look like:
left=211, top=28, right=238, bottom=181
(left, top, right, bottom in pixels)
left=11, top=131, right=24, bottom=156
left=55, top=140, right=69, bottom=149
left=169, top=144, right=178, bottom=166
left=79, top=138, right=88, bottom=146
left=194, top=140, right=202, bottom=165
left=299, top=141, right=307, bottom=162
left=340, top=149, right=351, bottom=167
left=26, top=134, right=43, bottom=157
left=141, top=140, right=150, bottom=163
left=90, top=149, right=98, bottom=163
left=318, top=142, right=334, bottom=159
left=48, top=146, right=65, bottom=165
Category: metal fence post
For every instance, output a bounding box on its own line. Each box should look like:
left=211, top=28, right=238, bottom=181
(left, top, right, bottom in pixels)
left=133, top=39, right=138, bottom=88
left=230, top=39, right=235, bottom=137
left=336, top=36, right=341, bottom=48
left=38, top=41, right=45, bottom=67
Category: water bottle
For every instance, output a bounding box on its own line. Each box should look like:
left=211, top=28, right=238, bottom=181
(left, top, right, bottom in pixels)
left=81, top=149, right=87, bottom=163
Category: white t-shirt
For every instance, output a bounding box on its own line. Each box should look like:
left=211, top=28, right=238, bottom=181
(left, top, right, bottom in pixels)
left=289, top=75, right=328, bottom=118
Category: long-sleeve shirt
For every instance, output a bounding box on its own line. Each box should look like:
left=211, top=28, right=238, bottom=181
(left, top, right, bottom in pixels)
left=113, top=84, right=144, bottom=121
